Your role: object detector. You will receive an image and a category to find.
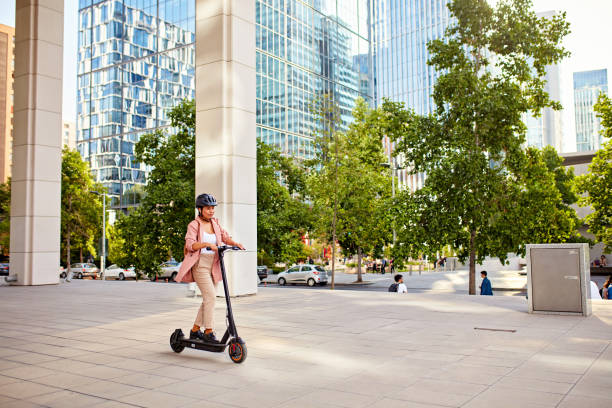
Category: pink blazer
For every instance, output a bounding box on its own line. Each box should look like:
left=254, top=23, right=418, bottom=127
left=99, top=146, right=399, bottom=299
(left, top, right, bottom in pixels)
left=175, top=217, right=232, bottom=284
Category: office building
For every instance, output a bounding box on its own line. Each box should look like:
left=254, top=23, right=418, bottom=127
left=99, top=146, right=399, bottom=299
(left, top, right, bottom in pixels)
left=77, top=0, right=196, bottom=209
left=524, top=11, right=563, bottom=152
left=77, top=0, right=371, bottom=207
left=574, top=69, right=608, bottom=152
left=0, top=24, right=15, bottom=183
left=255, top=0, right=371, bottom=159
left=63, top=121, right=76, bottom=149
left=372, top=0, right=451, bottom=192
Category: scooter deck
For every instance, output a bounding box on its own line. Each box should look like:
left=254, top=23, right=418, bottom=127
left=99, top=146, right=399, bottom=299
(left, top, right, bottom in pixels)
left=178, top=338, right=226, bottom=353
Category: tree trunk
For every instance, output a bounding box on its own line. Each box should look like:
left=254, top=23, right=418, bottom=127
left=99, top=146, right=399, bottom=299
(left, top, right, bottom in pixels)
left=79, top=247, right=83, bottom=263
left=469, top=229, right=476, bottom=295
left=356, top=248, right=363, bottom=282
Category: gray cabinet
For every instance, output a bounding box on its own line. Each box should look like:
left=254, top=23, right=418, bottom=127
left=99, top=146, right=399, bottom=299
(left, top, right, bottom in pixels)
left=527, top=244, right=591, bottom=316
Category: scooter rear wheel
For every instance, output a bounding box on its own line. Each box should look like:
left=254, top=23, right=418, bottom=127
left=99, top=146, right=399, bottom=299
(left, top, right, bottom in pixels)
left=228, top=338, right=247, bottom=364
left=170, top=329, right=185, bottom=353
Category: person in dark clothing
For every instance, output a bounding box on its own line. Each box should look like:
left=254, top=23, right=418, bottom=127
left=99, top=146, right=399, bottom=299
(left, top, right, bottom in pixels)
left=480, top=271, right=493, bottom=296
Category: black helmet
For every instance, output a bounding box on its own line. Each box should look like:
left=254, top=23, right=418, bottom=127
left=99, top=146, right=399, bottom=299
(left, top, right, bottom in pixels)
left=196, top=193, right=217, bottom=208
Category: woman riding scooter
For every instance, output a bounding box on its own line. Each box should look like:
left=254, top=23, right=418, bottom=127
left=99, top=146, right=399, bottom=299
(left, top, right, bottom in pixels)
left=175, top=194, right=244, bottom=343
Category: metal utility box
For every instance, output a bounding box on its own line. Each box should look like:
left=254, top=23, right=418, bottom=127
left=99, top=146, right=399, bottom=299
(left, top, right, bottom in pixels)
left=527, top=243, right=591, bottom=316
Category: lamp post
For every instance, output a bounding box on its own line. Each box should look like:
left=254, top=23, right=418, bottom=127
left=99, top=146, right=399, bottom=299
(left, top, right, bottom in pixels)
left=91, top=191, right=106, bottom=280
left=381, top=160, right=398, bottom=244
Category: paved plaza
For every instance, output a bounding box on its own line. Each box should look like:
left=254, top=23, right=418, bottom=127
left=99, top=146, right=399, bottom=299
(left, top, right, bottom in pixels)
left=0, top=281, right=610, bottom=408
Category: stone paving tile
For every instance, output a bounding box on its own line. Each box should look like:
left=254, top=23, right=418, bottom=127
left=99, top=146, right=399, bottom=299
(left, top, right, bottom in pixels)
left=26, top=390, right=108, bottom=408
left=118, top=390, right=197, bottom=408
left=462, top=385, right=564, bottom=408
left=0, top=374, right=22, bottom=386
left=365, top=399, right=449, bottom=408
left=77, top=365, right=135, bottom=380
left=71, top=380, right=144, bottom=399
left=0, top=365, right=58, bottom=381
left=557, top=394, right=612, bottom=408
left=0, top=380, right=59, bottom=399
left=30, top=372, right=100, bottom=389
left=395, top=378, right=487, bottom=407
left=495, top=376, right=574, bottom=394
left=0, top=359, right=24, bottom=371
left=4, top=352, right=61, bottom=365
left=111, top=372, right=180, bottom=389
left=2, top=399, right=46, bottom=408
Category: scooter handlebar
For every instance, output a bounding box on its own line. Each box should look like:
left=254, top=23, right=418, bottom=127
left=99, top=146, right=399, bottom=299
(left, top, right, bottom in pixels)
left=207, top=245, right=244, bottom=252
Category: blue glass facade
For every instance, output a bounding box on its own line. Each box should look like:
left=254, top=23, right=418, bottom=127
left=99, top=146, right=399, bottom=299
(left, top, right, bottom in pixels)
left=77, top=0, right=371, bottom=207
left=77, top=0, right=195, bottom=208
left=372, top=0, right=451, bottom=191
left=574, top=69, right=608, bottom=152
left=256, top=0, right=372, bottom=159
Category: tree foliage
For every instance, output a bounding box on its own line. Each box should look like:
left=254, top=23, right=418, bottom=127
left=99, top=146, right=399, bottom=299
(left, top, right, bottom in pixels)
left=61, top=148, right=103, bottom=267
left=257, top=140, right=313, bottom=265
left=381, top=0, right=572, bottom=294
left=308, top=98, right=392, bottom=282
left=0, top=180, right=10, bottom=256
left=575, top=94, right=612, bottom=251
left=113, top=100, right=195, bottom=275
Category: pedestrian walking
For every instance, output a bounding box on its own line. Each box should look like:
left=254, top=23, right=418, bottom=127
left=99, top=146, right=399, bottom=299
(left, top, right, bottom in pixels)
left=480, top=271, right=493, bottom=296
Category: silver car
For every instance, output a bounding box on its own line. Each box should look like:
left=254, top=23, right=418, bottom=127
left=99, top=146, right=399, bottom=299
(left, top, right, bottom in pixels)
left=69, top=263, right=100, bottom=279
left=151, top=261, right=181, bottom=281
left=277, top=265, right=328, bottom=287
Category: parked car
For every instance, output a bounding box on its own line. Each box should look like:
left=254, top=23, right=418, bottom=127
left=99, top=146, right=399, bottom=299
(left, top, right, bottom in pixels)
left=151, top=261, right=181, bottom=281
left=59, top=266, right=66, bottom=278
left=105, top=264, right=137, bottom=280
left=277, top=265, right=328, bottom=287
left=69, top=263, right=100, bottom=279
left=0, top=263, right=8, bottom=277
left=257, top=265, right=268, bottom=281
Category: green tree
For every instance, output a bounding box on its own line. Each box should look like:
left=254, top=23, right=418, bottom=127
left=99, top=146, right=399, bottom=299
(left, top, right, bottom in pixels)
left=575, top=94, right=612, bottom=251
left=257, top=140, right=313, bottom=266
left=114, top=100, right=195, bottom=276
left=0, top=180, right=10, bottom=256
left=383, top=0, right=571, bottom=294
left=61, top=148, right=103, bottom=268
left=308, top=98, right=392, bottom=284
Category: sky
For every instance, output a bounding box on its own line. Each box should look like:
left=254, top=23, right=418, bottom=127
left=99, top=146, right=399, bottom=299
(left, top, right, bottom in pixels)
left=1, top=0, right=611, bottom=152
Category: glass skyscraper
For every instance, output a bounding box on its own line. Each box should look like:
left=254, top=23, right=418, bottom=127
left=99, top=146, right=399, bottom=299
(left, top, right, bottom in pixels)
left=77, top=0, right=196, bottom=209
left=372, top=0, right=451, bottom=191
left=256, top=0, right=372, bottom=159
left=77, top=0, right=371, bottom=209
left=574, top=68, right=608, bottom=152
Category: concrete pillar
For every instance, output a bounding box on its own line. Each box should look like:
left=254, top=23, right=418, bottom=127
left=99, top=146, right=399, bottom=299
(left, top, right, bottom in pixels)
left=10, top=0, right=63, bottom=285
left=195, top=0, right=257, bottom=296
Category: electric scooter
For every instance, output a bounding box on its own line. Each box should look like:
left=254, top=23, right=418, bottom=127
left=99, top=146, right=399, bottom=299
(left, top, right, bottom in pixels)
left=169, top=245, right=247, bottom=364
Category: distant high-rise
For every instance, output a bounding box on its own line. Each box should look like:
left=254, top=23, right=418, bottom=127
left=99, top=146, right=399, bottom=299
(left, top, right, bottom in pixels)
left=62, top=121, right=76, bottom=150
left=0, top=24, right=14, bottom=183
left=372, top=0, right=452, bottom=191
left=574, top=69, right=608, bottom=152
left=524, top=11, right=563, bottom=152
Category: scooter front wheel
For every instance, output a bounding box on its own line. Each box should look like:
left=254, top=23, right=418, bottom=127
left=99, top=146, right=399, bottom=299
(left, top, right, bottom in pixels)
left=228, top=338, right=247, bottom=364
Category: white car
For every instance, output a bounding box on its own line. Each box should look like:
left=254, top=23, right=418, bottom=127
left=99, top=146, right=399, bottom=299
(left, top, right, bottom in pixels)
left=154, top=261, right=181, bottom=281
left=277, top=265, right=328, bottom=287
left=104, top=264, right=137, bottom=281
